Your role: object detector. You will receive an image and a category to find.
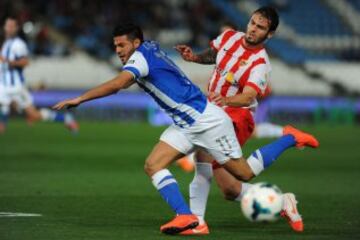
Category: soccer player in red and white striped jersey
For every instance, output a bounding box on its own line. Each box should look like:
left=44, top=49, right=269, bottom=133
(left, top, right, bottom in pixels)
left=176, top=6, right=304, bottom=234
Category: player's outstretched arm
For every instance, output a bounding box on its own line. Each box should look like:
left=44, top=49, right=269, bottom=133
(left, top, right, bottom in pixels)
left=0, top=56, right=29, bottom=67
left=209, top=86, right=258, bottom=107
left=175, top=45, right=216, bottom=65
left=53, top=71, right=135, bottom=110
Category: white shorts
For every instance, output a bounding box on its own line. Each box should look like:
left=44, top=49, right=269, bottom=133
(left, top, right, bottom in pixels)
left=160, top=102, right=242, bottom=164
left=0, top=86, right=33, bottom=114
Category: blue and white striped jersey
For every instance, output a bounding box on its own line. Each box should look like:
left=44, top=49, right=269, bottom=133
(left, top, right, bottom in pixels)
left=0, top=37, right=28, bottom=89
left=123, top=41, right=207, bottom=127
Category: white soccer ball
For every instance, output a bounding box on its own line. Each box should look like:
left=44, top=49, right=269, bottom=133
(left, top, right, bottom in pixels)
left=241, top=182, right=284, bottom=222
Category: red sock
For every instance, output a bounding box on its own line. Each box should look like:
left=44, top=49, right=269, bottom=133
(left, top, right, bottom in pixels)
left=212, top=160, right=222, bottom=170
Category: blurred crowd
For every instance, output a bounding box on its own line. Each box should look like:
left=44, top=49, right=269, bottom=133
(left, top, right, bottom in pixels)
left=1, top=0, right=228, bottom=59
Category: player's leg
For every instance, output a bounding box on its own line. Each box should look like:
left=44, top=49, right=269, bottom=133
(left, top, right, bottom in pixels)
left=0, top=105, right=9, bottom=134
left=187, top=150, right=213, bottom=228
left=187, top=119, right=311, bottom=234
left=223, top=127, right=319, bottom=181
left=213, top=165, right=251, bottom=201
left=198, top=105, right=318, bottom=181
left=24, top=105, right=42, bottom=122
left=209, top=109, right=255, bottom=201
left=0, top=92, right=11, bottom=134
left=213, top=165, right=305, bottom=232
left=20, top=88, right=79, bottom=132
left=185, top=104, right=317, bottom=234
left=187, top=152, right=304, bottom=234
left=144, top=125, right=198, bottom=234
left=38, top=108, right=79, bottom=132
left=253, top=122, right=283, bottom=138
left=183, top=149, right=251, bottom=235
left=180, top=103, right=244, bottom=235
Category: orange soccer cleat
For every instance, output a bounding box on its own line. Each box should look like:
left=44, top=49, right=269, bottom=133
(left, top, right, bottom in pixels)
left=281, top=193, right=304, bottom=232
left=160, top=214, right=199, bottom=235
left=283, top=125, right=319, bottom=148
left=176, top=156, right=195, bottom=172
left=180, top=222, right=210, bottom=235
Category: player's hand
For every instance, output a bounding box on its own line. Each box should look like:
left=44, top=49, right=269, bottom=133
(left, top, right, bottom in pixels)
left=52, top=97, right=82, bottom=110
left=174, top=44, right=197, bottom=62
left=208, top=92, right=226, bottom=107
left=0, top=56, right=6, bottom=63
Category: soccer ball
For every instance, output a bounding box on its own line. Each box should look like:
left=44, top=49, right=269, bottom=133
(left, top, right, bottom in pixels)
left=241, top=182, right=283, bottom=222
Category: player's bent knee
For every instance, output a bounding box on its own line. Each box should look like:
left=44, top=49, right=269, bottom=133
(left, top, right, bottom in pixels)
left=223, top=161, right=255, bottom=182
left=222, top=187, right=239, bottom=201
left=234, top=172, right=253, bottom=182
left=242, top=172, right=254, bottom=181
left=144, top=161, right=159, bottom=176
left=223, top=158, right=255, bottom=182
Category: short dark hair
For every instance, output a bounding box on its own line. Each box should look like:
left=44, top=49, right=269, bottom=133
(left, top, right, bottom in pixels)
left=253, top=6, right=279, bottom=32
left=5, top=15, right=19, bottom=24
left=113, top=23, right=144, bottom=42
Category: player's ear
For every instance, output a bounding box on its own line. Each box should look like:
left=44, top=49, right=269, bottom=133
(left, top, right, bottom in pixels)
left=134, top=38, right=141, bottom=48
left=267, top=31, right=274, bottom=40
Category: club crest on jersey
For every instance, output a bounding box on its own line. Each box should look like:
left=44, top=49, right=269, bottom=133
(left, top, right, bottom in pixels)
left=239, top=59, right=248, bottom=66
left=225, top=72, right=235, bottom=84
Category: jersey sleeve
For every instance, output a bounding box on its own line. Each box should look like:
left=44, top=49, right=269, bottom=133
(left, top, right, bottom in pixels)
left=13, top=40, right=29, bottom=58
left=245, top=63, right=271, bottom=96
left=210, top=29, right=236, bottom=51
left=122, top=51, right=149, bottom=79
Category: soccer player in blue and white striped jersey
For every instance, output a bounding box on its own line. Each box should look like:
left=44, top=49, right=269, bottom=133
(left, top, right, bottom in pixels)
left=53, top=23, right=319, bottom=235
left=0, top=17, right=78, bottom=133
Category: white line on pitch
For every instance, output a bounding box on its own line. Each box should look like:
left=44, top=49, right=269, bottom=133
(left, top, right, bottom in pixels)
left=0, top=212, right=42, bottom=217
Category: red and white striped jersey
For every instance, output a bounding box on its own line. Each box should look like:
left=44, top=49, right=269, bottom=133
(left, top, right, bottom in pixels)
left=208, top=29, right=272, bottom=110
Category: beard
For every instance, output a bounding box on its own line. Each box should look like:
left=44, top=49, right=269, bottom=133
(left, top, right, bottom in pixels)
left=245, top=34, right=267, bottom=46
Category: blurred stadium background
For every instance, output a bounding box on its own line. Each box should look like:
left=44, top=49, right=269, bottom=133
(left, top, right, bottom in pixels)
left=1, top=0, right=360, bottom=239
left=1, top=0, right=359, bottom=124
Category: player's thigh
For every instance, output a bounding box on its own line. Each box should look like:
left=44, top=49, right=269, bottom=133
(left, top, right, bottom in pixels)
left=225, top=107, right=254, bottom=145
left=145, top=141, right=185, bottom=176
left=145, top=125, right=194, bottom=176
left=160, top=124, right=194, bottom=155
left=0, top=93, right=11, bottom=115
left=222, top=157, right=254, bottom=181
left=192, top=104, right=242, bottom=165
left=213, top=167, right=242, bottom=200
left=195, top=145, right=243, bottom=199
left=24, top=105, right=41, bottom=120
left=17, top=88, right=35, bottom=112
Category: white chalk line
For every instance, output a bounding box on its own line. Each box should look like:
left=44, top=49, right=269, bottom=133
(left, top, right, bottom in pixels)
left=0, top=212, right=42, bottom=217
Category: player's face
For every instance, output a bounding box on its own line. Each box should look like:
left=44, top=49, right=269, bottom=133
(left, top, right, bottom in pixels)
left=113, top=35, right=140, bottom=64
left=245, top=13, right=272, bottom=45
left=4, top=19, right=19, bottom=38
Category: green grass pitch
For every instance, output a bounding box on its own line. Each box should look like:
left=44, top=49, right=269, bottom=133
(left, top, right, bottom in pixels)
left=0, top=121, right=359, bottom=239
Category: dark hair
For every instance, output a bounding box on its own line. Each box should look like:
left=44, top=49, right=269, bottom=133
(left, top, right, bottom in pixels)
left=253, top=6, right=279, bottom=32
left=5, top=15, right=19, bottom=24
left=113, top=23, right=144, bottom=42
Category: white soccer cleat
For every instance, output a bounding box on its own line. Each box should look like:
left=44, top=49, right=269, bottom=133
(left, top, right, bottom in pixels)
left=280, top=193, right=304, bottom=232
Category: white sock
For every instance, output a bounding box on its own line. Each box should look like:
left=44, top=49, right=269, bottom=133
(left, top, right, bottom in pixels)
left=189, top=162, right=213, bottom=225
left=246, top=150, right=264, bottom=176
left=64, top=112, right=75, bottom=124
left=39, top=108, right=56, bottom=121
left=40, top=108, right=74, bottom=124
left=235, top=183, right=253, bottom=202
left=255, top=122, right=283, bottom=138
